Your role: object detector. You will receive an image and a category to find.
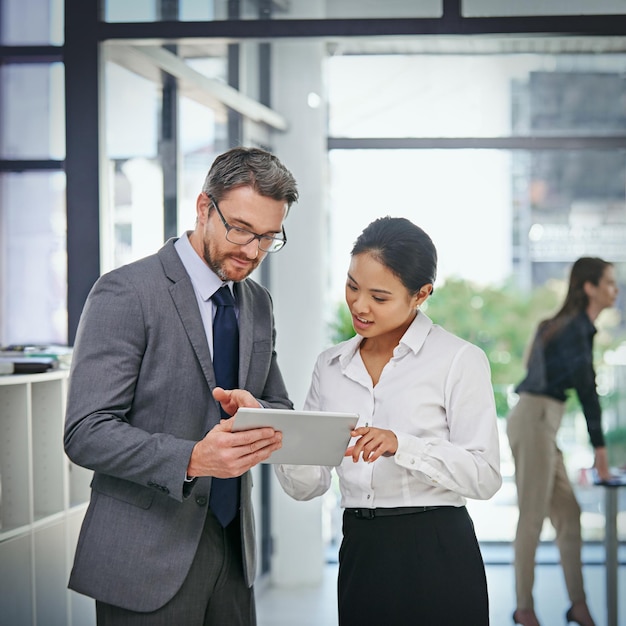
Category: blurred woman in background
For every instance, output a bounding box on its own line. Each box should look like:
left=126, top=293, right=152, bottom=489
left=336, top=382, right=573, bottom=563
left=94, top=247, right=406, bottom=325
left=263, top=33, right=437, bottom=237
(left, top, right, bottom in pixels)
left=507, top=257, right=618, bottom=626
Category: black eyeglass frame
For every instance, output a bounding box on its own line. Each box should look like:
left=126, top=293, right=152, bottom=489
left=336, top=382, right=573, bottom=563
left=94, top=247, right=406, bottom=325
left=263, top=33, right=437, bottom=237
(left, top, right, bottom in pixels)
left=207, top=193, right=287, bottom=253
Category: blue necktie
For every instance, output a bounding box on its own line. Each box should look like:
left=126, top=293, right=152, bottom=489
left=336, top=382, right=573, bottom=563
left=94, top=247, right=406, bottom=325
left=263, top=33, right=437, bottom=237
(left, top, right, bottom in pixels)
left=209, top=285, right=240, bottom=527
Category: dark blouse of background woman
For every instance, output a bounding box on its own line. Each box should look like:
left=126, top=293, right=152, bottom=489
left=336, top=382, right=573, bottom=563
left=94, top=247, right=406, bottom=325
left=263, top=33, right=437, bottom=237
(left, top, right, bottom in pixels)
left=515, top=310, right=605, bottom=448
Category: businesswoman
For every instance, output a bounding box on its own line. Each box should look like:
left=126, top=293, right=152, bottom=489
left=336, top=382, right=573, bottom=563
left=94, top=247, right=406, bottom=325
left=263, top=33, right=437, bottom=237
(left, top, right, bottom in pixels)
left=275, top=216, right=502, bottom=626
left=507, top=257, right=618, bottom=626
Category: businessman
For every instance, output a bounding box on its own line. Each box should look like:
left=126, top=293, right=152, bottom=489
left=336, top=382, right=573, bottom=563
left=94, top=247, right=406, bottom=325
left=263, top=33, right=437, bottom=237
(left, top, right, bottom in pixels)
left=64, top=147, right=299, bottom=625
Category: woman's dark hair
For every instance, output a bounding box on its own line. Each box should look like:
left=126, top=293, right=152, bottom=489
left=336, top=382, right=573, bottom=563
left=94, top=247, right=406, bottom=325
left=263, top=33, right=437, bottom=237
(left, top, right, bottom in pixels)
left=554, top=257, right=612, bottom=320
left=203, top=146, right=299, bottom=210
left=541, top=256, right=612, bottom=340
left=351, top=216, right=437, bottom=294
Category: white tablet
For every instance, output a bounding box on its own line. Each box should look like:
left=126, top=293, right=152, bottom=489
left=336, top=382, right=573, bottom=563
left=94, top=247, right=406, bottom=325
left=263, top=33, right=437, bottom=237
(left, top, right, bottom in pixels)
left=232, top=407, right=359, bottom=465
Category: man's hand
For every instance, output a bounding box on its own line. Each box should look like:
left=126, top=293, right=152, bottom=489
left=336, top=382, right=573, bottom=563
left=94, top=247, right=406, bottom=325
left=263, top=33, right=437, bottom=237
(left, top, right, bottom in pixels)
left=345, top=427, right=398, bottom=463
left=186, top=387, right=282, bottom=478
left=212, top=386, right=261, bottom=416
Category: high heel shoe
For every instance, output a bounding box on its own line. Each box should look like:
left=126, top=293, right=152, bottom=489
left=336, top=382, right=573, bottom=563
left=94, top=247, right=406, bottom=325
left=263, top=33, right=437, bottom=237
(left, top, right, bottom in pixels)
left=513, top=609, right=540, bottom=626
left=565, top=603, right=595, bottom=626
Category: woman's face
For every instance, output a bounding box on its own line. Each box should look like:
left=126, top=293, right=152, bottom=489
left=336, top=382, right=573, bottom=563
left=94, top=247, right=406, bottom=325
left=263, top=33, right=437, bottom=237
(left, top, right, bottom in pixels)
left=345, top=252, right=430, bottom=339
left=587, top=265, right=619, bottom=312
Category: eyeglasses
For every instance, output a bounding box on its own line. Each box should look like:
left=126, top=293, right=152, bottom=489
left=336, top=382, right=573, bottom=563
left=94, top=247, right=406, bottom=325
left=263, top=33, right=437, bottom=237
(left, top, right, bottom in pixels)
left=208, top=194, right=287, bottom=253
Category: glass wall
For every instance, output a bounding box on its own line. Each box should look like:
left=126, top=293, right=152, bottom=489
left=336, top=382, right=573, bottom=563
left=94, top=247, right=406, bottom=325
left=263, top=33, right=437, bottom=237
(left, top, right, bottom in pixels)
left=0, top=171, right=67, bottom=345
left=328, top=53, right=626, bottom=139
left=102, top=0, right=442, bottom=22
left=102, top=52, right=228, bottom=271
left=463, top=0, right=626, bottom=17
left=0, top=0, right=65, bottom=346
left=326, top=51, right=626, bottom=544
left=0, top=0, right=63, bottom=45
left=0, top=64, right=65, bottom=160
left=103, top=62, right=163, bottom=270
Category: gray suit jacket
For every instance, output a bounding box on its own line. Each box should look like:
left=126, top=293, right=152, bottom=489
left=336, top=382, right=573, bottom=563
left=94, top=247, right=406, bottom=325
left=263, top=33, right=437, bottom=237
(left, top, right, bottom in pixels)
left=64, top=238, right=292, bottom=612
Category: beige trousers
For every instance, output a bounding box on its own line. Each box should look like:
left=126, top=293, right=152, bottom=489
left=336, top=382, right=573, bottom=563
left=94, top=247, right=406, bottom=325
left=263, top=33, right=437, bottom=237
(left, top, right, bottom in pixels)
left=506, top=393, right=586, bottom=610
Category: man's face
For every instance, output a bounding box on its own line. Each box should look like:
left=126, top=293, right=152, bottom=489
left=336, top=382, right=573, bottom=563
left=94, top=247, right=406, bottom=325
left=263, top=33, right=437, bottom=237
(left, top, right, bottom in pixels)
left=194, top=185, right=288, bottom=282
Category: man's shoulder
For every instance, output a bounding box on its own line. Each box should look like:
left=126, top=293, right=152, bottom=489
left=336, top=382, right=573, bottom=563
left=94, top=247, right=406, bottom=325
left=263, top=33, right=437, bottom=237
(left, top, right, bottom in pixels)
left=100, top=252, right=162, bottom=282
left=93, top=241, right=179, bottom=293
left=236, top=276, right=271, bottom=300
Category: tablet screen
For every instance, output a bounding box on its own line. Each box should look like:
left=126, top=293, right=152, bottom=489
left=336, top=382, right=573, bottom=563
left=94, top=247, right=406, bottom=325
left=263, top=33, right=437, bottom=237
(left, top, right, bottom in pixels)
left=232, top=407, right=359, bottom=465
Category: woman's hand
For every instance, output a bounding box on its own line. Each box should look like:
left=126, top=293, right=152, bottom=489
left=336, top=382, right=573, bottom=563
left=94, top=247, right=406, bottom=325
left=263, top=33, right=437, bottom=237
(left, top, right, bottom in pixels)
left=345, top=427, right=398, bottom=463
left=593, top=446, right=613, bottom=482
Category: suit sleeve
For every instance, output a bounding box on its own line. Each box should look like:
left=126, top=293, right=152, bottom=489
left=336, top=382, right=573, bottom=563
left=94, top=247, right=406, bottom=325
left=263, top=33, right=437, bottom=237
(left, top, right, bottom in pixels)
left=568, top=325, right=605, bottom=448
left=64, top=270, right=196, bottom=502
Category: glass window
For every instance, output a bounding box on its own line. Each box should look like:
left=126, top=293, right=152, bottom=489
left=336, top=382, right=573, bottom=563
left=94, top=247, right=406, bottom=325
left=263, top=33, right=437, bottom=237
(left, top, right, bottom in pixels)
left=328, top=148, right=626, bottom=300
left=105, top=63, right=160, bottom=160
left=317, top=0, right=442, bottom=19
left=104, top=0, right=158, bottom=23
left=326, top=46, right=626, bottom=545
left=328, top=146, right=626, bottom=542
left=180, top=0, right=216, bottom=21
left=327, top=54, right=626, bottom=138
left=178, top=56, right=228, bottom=230
left=328, top=149, right=514, bottom=297
left=106, top=157, right=164, bottom=270
left=0, top=63, right=65, bottom=160
left=104, top=51, right=229, bottom=268
left=103, top=0, right=441, bottom=22
left=464, top=0, right=626, bottom=17
left=104, top=61, right=163, bottom=271
left=179, top=94, right=227, bottom=231
left=0, top=0, right=63, bottom=45
left=521, top=151, right=626, bottom=268
left=0, top=172, right=67, bottom=346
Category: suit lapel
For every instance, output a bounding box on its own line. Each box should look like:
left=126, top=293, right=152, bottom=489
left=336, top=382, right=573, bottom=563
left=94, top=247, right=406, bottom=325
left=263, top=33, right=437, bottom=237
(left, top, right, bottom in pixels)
left=158, top=240, right=258, bottom=392
left=158, top=240, right=216, bottom=388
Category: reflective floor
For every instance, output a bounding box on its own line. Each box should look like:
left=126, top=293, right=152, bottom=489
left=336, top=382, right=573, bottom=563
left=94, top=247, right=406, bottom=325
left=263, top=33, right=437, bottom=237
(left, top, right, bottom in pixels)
left=256, top=544, right=626, bottom=626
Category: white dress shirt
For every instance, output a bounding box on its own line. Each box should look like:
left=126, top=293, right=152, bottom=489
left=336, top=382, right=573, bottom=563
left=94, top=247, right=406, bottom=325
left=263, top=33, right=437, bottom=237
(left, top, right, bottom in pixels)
left=174, top=232, right=236, bottom=358
left=275, top=311, right=502, bottom=508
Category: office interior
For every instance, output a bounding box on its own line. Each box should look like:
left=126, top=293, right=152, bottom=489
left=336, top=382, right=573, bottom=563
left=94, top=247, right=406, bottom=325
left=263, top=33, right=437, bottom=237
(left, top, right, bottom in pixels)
left=1, top=0, right=626, bottom=624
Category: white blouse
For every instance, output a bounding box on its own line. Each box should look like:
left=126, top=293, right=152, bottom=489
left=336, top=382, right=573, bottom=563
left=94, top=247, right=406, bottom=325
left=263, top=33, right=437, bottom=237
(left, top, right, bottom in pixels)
left=275, top=312, right=502, bottom=508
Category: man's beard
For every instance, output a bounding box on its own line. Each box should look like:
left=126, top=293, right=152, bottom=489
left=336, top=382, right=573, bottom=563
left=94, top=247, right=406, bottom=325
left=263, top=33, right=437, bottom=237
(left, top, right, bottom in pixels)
left=203, top=239, right=260, bottom=282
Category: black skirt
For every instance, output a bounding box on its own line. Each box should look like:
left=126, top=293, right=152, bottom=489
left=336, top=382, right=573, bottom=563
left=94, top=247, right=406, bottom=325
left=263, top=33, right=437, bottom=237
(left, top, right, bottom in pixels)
left=338, top=506, right=489, bottom=626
